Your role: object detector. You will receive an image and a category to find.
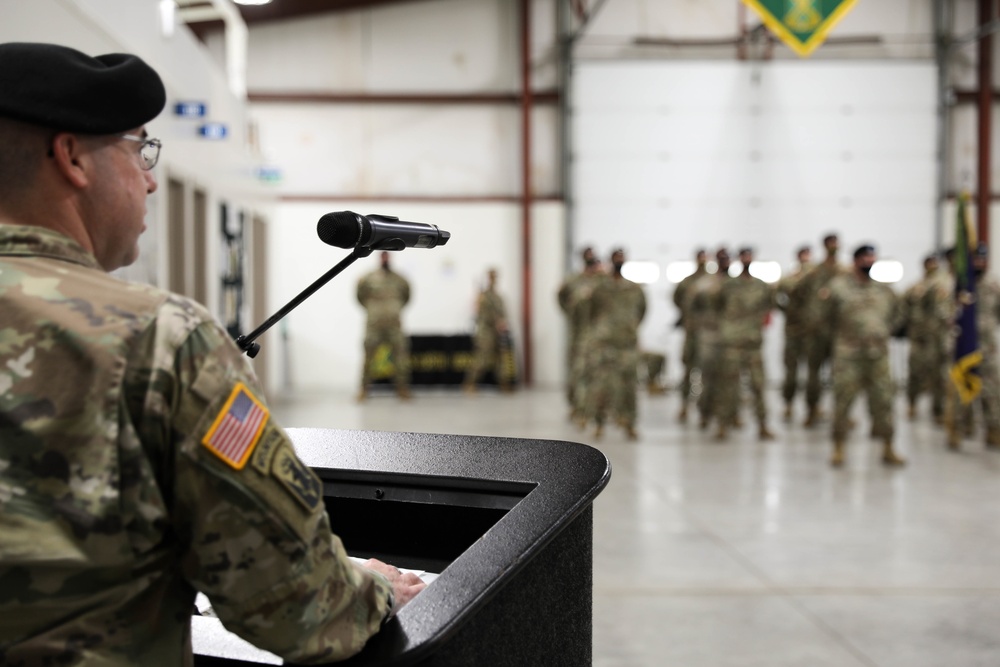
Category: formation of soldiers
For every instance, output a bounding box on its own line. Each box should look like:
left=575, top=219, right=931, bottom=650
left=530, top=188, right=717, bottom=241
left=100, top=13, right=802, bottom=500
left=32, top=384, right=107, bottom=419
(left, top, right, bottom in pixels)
left=559, top=232, right=1000, bottom=467
left=559, top=247, right=647, bottom=440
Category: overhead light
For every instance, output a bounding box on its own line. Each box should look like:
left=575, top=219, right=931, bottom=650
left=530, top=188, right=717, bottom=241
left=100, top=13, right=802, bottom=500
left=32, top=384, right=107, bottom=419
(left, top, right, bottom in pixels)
left=233, top=0, right=272, bottom=5
left=621, top=261, right=660, bottom=285
left=871, top=260, right=904, bottom=284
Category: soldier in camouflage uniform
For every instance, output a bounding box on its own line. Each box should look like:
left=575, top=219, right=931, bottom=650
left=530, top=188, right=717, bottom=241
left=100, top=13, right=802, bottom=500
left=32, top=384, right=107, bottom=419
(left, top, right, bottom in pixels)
left=949, top=244, right=1000, bottom=449
left=774, top=246, right=813, bottom=421
left=793, top=234, right=849, bottom=427
left=0, top=43, right=423, bottom=666
left=581, top=249, right=646, bottom=440
left=463, top=268, right=513, bottom=392
left=902, top=254, right=953, bottom=422
left=826, top=245, right=906, bottom=467
left=672, top=248, right=711, bottom=422
left=558, top=248, right=602, bottom=421
left=694, top=248, right=732, bottom=430
left=715, top=248, right=776, bottom=441
left=356, top=251, right=412, bottom=401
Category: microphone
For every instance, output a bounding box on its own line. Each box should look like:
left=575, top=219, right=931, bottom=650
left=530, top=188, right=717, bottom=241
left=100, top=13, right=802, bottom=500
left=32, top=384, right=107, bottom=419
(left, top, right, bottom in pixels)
left=317, top=211, right=451, bottom=251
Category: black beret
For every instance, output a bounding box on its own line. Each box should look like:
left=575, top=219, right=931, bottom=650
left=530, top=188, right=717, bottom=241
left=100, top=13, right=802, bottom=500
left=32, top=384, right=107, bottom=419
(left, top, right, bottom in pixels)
left=0, top=42, right=166, bottom=134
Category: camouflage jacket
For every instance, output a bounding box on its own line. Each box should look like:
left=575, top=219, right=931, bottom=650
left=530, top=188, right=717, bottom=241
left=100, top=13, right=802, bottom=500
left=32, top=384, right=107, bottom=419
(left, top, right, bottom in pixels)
left=976, top=273, right=1000, bottom=349
left=474, top=288, right=507, bottom=336
left=357, top=268, right=410, bottom=330
left=718, top=274, right=775, bottom=347
left=686, top=272, right=728, bottom=335
left=793, top=258, right=849, bottom=333
left=902, top=270, right=953, bottom=341
left=774, top=262, right=813, bottom=335
left=0, top=225, right=392, bottom=666
left=584, top=274, right=646, bottom=349
left=827, top=272, right=902, bottom=357
left=674, top=269, right=716, bottom=332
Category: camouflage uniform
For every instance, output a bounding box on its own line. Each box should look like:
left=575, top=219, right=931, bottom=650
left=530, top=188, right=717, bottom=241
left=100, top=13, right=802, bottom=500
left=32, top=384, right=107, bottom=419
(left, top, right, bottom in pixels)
left=716, top=274, right=775, bottom=435
left=357, top=267, right=411, bottom=394
left=953, top=273, right=1000, bottom=440
left=464, top=286, right=511, bottom=388
left=903, top=268, right=953, bottom=419
left=693, top=272, right=729, bottom=427
left=563, top=272, right=603, bottom=420
left=827, top=273, right=902, bottom=443
left=793, top=259, right=849, bottom=421
left=582, top=274, right=646, bottom=434
left=558, top=269, right=595, bottom=410
left=774, top=261, right=813, bottom=411
left=0, top=226, right=392, bottom=666
left=672, top=267, right=712, bottom=410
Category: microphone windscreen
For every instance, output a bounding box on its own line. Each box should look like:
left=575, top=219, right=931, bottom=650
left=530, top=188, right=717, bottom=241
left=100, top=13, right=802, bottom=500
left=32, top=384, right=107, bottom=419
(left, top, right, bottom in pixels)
left=317, top=211, right=363, bottom=248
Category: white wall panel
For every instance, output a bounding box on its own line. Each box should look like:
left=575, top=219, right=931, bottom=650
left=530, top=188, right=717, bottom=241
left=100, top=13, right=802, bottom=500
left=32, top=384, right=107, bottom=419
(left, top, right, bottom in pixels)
left=265, top=201, right=564, bottom=392
left=573, top=60, right=937, bottom=385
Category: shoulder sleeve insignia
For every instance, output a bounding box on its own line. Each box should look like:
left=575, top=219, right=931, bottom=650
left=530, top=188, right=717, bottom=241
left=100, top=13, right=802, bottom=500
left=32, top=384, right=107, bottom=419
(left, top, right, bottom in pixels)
left=273, top=446, right=323, bottom=511
left=201, top=382, right=270, bottom=470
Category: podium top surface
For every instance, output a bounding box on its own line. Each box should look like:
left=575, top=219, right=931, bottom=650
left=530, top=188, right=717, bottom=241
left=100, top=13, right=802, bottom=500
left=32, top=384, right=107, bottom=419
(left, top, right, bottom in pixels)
left=193, top=428, right=611, bottom=667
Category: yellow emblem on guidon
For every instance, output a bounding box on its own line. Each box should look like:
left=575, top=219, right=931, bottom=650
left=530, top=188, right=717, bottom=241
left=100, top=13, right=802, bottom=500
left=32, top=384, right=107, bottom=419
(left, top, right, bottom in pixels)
left=201, top=382, right=270, bottom=470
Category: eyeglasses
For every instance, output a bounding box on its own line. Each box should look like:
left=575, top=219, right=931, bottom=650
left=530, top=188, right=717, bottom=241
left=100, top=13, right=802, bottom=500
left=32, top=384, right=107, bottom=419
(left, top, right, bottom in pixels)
left=119, top=134, right=162, bottom=170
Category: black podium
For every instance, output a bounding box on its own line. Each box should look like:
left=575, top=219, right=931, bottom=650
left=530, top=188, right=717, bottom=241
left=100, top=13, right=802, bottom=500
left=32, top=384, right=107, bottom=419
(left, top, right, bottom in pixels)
left=192, top=428, right=611, bottom=666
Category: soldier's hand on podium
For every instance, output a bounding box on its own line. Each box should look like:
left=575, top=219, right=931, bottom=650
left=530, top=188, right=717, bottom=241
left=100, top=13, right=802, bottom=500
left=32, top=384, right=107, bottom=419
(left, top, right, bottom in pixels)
left=363, top=558, right=427, bottom=611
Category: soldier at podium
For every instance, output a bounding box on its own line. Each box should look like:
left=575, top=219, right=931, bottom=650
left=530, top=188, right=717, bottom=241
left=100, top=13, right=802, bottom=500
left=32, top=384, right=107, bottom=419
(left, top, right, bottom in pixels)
left=0, top=42, right=423, bottom=666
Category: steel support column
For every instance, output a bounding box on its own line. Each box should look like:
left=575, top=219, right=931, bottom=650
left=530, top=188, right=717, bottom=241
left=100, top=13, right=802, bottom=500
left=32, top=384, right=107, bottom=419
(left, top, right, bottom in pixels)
left=979, top=0, right=994, bottom=245
left=520, top=0, right=534, bottom=386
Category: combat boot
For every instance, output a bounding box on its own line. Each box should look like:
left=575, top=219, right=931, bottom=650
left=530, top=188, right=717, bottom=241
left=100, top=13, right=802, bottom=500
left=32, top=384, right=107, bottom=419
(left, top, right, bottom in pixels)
left=783, top=403, right=793, bottom=422
left=463, top=382, right=477, bottom=395
left=830, top=441, right=845, bottom=467
left=594, top=422, right=604, bottom=439
left=678, top=403, right=688, bottom=424
left=881, top=439, right=906, bottom=466
left=758, top=425, right=775, bottom=441
left=356, top=387, right=369, bottom=403
left=397, top=385, right=412, bottom=401
left=804, top=406, right=820, bottom=428
left=907, top=402, right=916, bottom=420
left=715, top=424, right=728, bottom=442
left=625, top=425, right=639, bottom=441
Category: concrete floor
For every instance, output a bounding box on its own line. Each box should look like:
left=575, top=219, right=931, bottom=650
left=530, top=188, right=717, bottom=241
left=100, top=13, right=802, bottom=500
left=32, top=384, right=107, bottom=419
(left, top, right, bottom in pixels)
left=272, top=387, right=1000, bottom=667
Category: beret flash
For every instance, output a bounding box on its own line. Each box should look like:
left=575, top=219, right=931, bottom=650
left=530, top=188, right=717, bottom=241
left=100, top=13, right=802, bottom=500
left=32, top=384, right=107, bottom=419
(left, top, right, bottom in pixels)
left=0, top=42, right=166, bottom=134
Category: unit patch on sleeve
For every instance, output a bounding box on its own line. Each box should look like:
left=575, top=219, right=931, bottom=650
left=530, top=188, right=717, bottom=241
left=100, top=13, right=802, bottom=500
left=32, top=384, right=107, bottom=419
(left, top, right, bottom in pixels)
left=201, top=382, right=270, bottom=470
left=273, top=446, right=323, bottom=511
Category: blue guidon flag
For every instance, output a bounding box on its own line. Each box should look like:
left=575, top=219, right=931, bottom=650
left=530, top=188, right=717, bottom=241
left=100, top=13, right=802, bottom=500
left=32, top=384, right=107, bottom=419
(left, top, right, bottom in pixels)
left=951, top=193, right=982, bottom=404
left=202, top=383, right=270, bottom=469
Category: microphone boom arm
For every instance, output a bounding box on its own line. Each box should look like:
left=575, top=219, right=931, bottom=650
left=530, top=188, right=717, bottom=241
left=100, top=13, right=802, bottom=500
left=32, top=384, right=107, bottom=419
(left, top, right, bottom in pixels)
left=235, top=245, right=375, bottom=358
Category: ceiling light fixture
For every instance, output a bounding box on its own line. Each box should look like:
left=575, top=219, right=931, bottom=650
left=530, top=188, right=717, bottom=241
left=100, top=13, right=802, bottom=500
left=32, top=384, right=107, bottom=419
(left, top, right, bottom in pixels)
left=233, top=0, right=273, bottom=6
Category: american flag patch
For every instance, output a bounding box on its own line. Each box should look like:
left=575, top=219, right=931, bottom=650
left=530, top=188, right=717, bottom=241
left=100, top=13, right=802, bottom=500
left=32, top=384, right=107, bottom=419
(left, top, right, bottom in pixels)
left=201, top=383, right=270, bottom=469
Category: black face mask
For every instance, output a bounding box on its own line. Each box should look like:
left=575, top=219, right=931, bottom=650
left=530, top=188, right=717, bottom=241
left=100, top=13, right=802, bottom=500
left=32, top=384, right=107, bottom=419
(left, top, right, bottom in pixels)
left=612, top=261, right=625, bottom=273
left=858, top=264, right=873, bottom=276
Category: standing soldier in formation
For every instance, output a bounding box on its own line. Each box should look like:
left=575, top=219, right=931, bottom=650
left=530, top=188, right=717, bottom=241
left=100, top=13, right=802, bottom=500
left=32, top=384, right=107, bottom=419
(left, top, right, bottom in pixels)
left=775, top=245, right=813, bottom=421
left=672, top=248, right=712, bottom=422
left=950, top=244, right=1000, bottom=449
left=582, top=248, right=646, bottom=439
left=695, top=247, right=732, bottom=430
left=715, top=248, right=776, bottom=441
left=902, top=254, right=953, bottom=422
left=464, top=268, right=513, bottom=393
left=558, top=246, right=601, bottom=420
left=356, top=251, right=412, bottom=401
left=794, top=233, right=848, bottom=427
left=826, top=245, right=906, bottom=467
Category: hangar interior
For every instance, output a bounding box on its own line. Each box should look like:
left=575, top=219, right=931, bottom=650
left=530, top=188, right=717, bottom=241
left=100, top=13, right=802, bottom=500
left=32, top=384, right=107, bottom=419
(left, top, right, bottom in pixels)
left=4, top=1, right=1000, bottom=665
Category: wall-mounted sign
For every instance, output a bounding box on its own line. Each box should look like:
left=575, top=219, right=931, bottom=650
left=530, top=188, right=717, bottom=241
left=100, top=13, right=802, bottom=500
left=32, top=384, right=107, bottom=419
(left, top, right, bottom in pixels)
left=255, top=166, right=283, bottom=183
left=741, top=0, right=859, bottom=57
left=174, top=101, right=207, bottom=118
left=198, top=123, right=228, bottom=140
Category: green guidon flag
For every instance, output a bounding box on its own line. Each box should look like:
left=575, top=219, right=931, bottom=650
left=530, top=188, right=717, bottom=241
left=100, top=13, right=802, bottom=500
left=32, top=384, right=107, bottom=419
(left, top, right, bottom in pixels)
left=741, top=0, right=859, bottom=57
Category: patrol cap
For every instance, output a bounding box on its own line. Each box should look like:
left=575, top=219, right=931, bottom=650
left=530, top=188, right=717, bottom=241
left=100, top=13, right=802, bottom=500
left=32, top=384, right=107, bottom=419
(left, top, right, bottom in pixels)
left=0, top=42, right=166, bottom=134
left=854, top=244, right=875, bottom=259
